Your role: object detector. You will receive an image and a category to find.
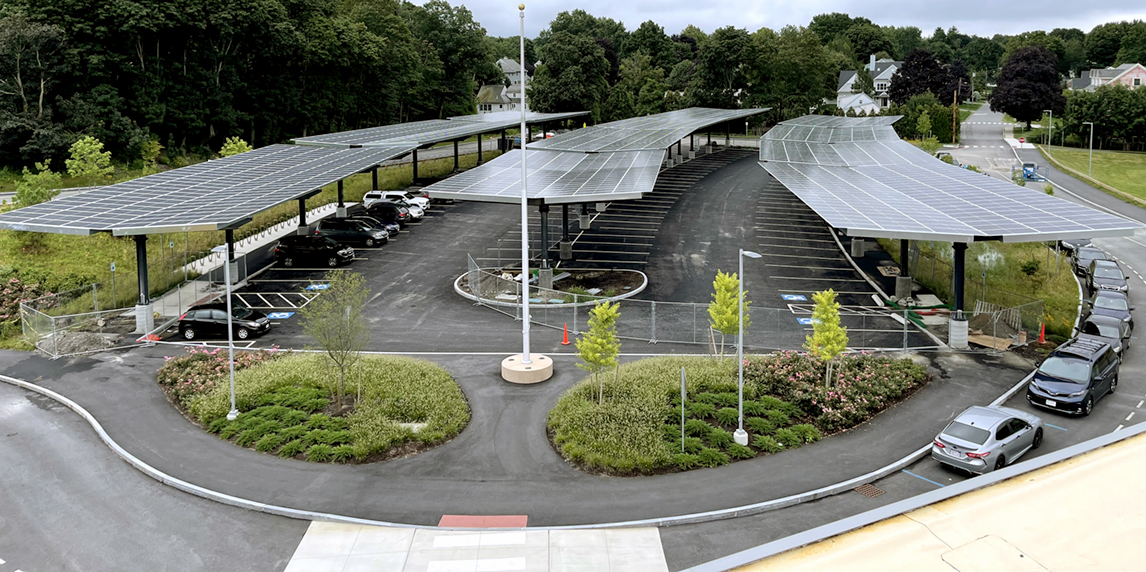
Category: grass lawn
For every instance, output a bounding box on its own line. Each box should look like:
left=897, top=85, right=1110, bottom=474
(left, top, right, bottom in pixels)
left=547, top=354, right=927, bottom=475
left=159, top=350, right=469, bottom=463
left=1039, top=146, right=1146, bottom=202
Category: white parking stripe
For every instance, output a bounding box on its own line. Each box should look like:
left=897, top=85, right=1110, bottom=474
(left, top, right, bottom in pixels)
left=1126, top=412, right=1135, bottom=421
left=1136, top=400, right=1143, bottom=408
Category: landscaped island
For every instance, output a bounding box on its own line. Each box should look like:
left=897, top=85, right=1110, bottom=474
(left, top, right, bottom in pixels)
left=157, top=348, right=469, bottom=463
left=547, top=353, right=928, bottom=475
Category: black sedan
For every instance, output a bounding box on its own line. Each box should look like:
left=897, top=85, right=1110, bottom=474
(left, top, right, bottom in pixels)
left=1072, top=246, right=1108, bottom=276
left=1087, top=260, right=1129, bottom=294
left=1083, top=290, right=1134, bottom=330
left=178, top=303, right=270, bottom=341
left=315, top=218, right=388, bottom=247
left=1077, top=314, right=1131, bottom=360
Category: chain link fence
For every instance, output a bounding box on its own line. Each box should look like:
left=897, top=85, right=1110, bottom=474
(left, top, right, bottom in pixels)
left=20, top=284, right=134, bottom=357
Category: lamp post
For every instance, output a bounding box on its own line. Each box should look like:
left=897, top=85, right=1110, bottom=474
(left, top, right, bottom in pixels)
left=1043, top=109, right=1053, bottom=148
left=735, top=248, right=762, bottom=446
left=211, top=245, right=239, bottom=421
left=1083, top=121, right=1094, bottom=177
left=519, top=3, right=531, bottom=367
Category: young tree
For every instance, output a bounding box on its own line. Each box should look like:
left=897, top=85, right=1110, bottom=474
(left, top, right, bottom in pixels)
left=219, top=136, right=253, bottom=157
left=14, top=160, right=62, bottom=207
left=804, top=289, right=848, bottom=384
left=300, top=269, right=371, bottom=408
left=141, top=137, right=163, bottom=175
left=989, top=45, right=1065, bottom=128
left=916, top=109, right=932, bottom=138
left=65, top=136, right=113, bottom=187
left=708, top=270, right=750, bottom=358
left=576, top=300, right=621, bottom=405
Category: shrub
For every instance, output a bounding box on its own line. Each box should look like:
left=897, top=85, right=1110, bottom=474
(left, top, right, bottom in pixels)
left=706, top=427, right=734, bottom=449
left=157, top=347, right=282, bottom=408
left=742, top=401, right=768, bottom=416
left=672, top=453, right=700, bottom=470
left=303, top=429, right=352, bottom=447
left=745, top=417, right=775, bottom=435
left=764, top=410, right=790, bottom=426
left=753, top=434, right=783, bottom=453
left=757, top=396, right=786, bottom=410
left=207, top=418, right=228, bottom=434
left=714, top=407, right=739, bottom=426
left=687, top=402, right=716, bottom=419
left=255, top=434, right=285, bottom=452
left=305, top=414, right=350, bottom=431
left=774, top=428, right=802, bottom=449
left=279, top=424, right=308, bottom=441
left=790, top=424, right=822, bottom=444
left=188, top=353, right=328, bottom=424
left=697, top=447, right=730, bottom=468
left=726, top=442, right=756, bottom=459
left=306, top=444, right=334, bottom=462
left=279, top=410, right=310, bottom=427
left=278, top=439, right=305, bottom=458
left=331, top=444, right=358, bottom=463
left=692, top=393, right=722, bottom=405
left=743, top=351, right=821, bottom=401
left=712, top=393, right=739, bottom=408
left=684, top=418, right=714, bottom=437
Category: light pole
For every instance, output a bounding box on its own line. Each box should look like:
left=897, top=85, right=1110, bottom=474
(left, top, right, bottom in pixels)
left=1083, top=121, right=1094, bottom=178
left=518, top=3, right=531, bottom=366
left=211, top=245, right=239, bottom=421
left=1043, top=109, right=1052, bottom=148
left=735, top=248, right=762, bottom=446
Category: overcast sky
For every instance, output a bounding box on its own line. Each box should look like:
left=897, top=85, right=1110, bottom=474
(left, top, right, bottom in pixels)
left=440, top=1, right=1146, bottom=40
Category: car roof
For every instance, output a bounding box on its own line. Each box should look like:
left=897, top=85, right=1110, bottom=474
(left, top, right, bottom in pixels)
left=952, top=406, right=1009, bottom=429
left=1078, top=246, right=1105, bottom=255
left=1054, top=336, right=1111, bottom=359
left=189, top=302, right=248, bottom=311
left=1092, top=259, right=1119, bottom=268
left=1092, top=290, right=1128, bottom=301
left=1084, top=313, right=1123, bottom=326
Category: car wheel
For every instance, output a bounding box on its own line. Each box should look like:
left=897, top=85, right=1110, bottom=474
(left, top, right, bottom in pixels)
left=283, top=257, right=294, bottom=267
left=365, top=238, right=375, bottom=247
left=1110, top=374, right=1118, bottom=394
left=1082, top=395, right=1094, bottom=416
left=181, top=326, right=196, bottom=340
left=235, top=327, right=250, bottom=340
left=993, top=456, right=1006, bottom=471
left=327, top=256, right=339, bottom=267
left=1032, top=428, right=1043, bottom=449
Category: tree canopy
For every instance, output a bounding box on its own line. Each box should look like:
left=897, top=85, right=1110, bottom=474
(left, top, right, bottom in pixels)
left=989, top=45, right=1066, bottom=128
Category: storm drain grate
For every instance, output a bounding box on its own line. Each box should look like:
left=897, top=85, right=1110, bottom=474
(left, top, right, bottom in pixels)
left=854, top=484, right=885, bottom=498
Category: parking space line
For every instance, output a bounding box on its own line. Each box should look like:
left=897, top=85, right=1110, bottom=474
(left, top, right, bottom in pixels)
left=1137, top=400, right=1143, bottom=408
left=757, top=236, right=836, bottom=243
left=1045, top=423, right=1068, bottom=431
left=769, top=276, right=865, bottom=282
left=766, top=263, right=853, bottom=271
left=759, top=245, right=839, bottom=252
left=757, top=253, right=847, bottom=261
left=778, top=289, right=874, bottom=295
left=1115, top=425, right=1124, bottom=432
left=249, top=279, right=330, bottom=283
left=256, top=294, right=272, bottom=307
left=902, top=470, right=946, bottom=488
left=1127, top=412, right=1135, bottom=421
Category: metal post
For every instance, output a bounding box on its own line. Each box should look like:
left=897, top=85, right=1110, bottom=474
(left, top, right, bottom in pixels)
left=222, top=247, right=238, bottom=421
left=539, top=202, right=550, bottom=269
left=651, top=301, right=657, bottom=343
left=1084, top=121, right=1094, bottom=177
left=953, top=242, right=968, bottom=313
left=903, top=308, right=908, bottom=350
left=412, top=148, right=419, bottom=184
left=225, top=229, right=235, bottom=265
left=735, top=249, right=759, bottom=446
left=110, top=262, right=116, bottom=308
left=93, top=283, right=99, bottom=313
left=477, top=134, right=484, bottom=165
left=518, top=5, right=531, bottom=366
left=337, top=180, right=345, bottom=211
left=680, top=366, right=686, bottom=452
left=298, top=198, right=307, bottom=228
left=372, top=167, right=378, bottom=190
left=573, top=294, right=578, bottom=334
left=135, top=235, right=150, bottom=306
left=900, top=239, right=910, bottom=275
left=562, top=204, right=570, bottom=241
left=453, top=140, right=460, bottom=172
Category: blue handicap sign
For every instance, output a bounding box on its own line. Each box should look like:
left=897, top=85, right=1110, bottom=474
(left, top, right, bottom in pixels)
left=782, top=294, right=807, bottom=301
left=267, top=312, right=295, bottom=320
left=797, top=317, right=814, bottom=325
left=305, top=284, right=330, bottom=291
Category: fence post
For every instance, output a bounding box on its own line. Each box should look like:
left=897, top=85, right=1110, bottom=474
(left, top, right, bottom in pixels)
left=693, top=304, right=697, bottom=343
left=572, top=294, right=578, bottom=334
left=52, top=316, right=58, bottom=358
left=92, top=283, right=99, bottom=313
left=903, top=308, right=909, bottom=350
left=650, top=301, right=657, bottom=343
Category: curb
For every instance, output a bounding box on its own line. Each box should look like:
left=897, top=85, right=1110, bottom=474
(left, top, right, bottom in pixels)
left=453, top=269, right=649, bottom=309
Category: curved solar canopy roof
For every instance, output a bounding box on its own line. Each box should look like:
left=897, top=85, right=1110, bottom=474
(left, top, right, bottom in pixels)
left=760, top=116, right=1142, bottom=243
left=425, top=107, right=768, bottom=204
left=293, top=111, right=590, bottom=148
left=0, top=144, right=414, bottom=236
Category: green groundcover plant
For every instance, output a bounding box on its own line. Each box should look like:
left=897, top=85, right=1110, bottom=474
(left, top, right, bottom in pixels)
left=157, top=351, right=469, bottom=463
left=547, top=352, right=927, bottom=475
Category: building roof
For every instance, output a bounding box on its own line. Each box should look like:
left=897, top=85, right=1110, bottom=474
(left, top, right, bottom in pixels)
left=498, top=57, right=523, bottom=76
left=838, top=70, right=857, bottom=91
left=476, top=85, right=511, bottom=105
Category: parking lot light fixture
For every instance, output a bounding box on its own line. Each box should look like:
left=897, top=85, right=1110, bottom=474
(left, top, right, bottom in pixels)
left=1082, top=121, right=1094, bottom=178
left=518, top=3, right=531, bottom=366
left=1043, top=109, right=1053, bottom=148
left=736, top=249, right=762, bottom=446
left=211, top=244, right=239, bottom=422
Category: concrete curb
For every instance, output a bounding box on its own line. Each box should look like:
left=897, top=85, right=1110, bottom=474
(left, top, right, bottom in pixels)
left=0, top=363, right=1036, bottom=531
left=452, top=269, right=649, bottom=308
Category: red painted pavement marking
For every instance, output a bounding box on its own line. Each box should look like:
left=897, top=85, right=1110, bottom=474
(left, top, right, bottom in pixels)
left=438, top=515, right=528, bottom=528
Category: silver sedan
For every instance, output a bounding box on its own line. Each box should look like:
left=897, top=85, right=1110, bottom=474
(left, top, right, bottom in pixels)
left=931, top=405, right=1044, bottom=474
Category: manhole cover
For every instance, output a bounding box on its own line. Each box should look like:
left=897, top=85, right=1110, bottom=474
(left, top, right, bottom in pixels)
left=854, top=484, right=884, bottom=498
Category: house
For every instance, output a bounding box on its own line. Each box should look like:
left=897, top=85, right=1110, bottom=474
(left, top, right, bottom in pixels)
left=477, top=57, right=532, bottom=114
left=1070, top=63, right=1146, bottom=91
left=836, top=55, right=902, bottom=113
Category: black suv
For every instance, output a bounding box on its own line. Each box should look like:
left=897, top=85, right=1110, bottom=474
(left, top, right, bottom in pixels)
left=365, top=202, right=412, bottom=227
left=1072, top=246, right=1107, bottom=276
left=1087, top=259, right=1129, bottom=294
left=274, top=235, right=355, bottom=268
left=178, top=303, right=270, bottom=341
left=1027, top=337, right=1119, bottom=416
left=315, top=218, right=388, bottom=247
left=1083, top=290, right=1134, bottom=330
left=1077, top=314, right=1131, bottom=360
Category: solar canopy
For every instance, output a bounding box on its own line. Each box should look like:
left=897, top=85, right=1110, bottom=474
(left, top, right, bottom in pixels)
left=760, top=116, right=1142, bottom=243
left=294, top=111, right=590, bottom=148
left=423, top=107, right=768, bottom=204
left=0, top=144, right=413, bottom=236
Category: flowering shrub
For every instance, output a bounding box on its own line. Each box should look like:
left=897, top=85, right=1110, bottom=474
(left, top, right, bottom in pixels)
left=0, top=274, right=49, bottom=324
left=156, top=346, right=282, bottom=408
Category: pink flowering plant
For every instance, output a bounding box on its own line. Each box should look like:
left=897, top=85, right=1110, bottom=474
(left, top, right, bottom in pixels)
left=157, top=346, right=283, bottom=408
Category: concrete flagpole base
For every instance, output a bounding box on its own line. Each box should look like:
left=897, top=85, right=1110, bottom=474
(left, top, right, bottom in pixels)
left=501, top=354, right=554, bottom=384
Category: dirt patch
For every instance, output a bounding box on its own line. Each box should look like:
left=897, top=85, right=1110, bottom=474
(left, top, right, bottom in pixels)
left=554, top=270, right=643, bottom=295
left=37, top=331, right=116, bottom=356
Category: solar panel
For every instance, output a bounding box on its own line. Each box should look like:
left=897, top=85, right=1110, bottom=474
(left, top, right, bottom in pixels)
left=759, top=115, right=1142, bottom=242
left=0, top=144, right=414, bottom=235
left=532, top=107, right=766, bottom=152
left=295, top=111, right=592, bottom=148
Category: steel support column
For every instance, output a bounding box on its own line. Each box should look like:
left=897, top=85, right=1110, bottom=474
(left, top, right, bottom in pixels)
left=900, top=239, right=910, bottom=275
left=226, top=229, right=235, bottom=262
left=477, top=134, right=484, bottom=165
left=562, top=204, right=570, bottom=241
left=297, top=198, right=307, bottom=232
left=412, top=149, right=419, bottom=184
left=372, top=168, right=378, bottom=190
left=539, top=202, right=550, bottom=269
left=337, top=180, right=345, bottom=209
left=135, top=235, right=150, bottom=305
left=453, top=141, right=459, bottom=172
left=953, top=242, right=967, bottom=312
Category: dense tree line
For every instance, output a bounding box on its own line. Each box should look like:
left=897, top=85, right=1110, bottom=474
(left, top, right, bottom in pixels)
left=0, top=0, right=501, bottom=168
left=1063, top=84, right=1146, bottom=151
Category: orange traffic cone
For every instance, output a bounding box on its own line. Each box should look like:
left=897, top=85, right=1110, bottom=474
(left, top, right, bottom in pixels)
left=1038, top=322, right=1045, bottom=344
left=561, top=323, right=571, bottom=345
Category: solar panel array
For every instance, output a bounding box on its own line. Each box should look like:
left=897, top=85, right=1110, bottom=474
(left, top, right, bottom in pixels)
left=421, top=107, right=769, bottom=204
left=759, top=116, right=1142, bottom=242
left=531, top=107, right=765, bottom=152
left=0, top=144, right=413, bottom=235
left=294, top=111, right=591, bottom=147
left=422, top=149, right=663, bottom=204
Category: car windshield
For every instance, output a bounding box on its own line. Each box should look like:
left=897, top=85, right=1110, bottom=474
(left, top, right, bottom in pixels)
left=231, top=307, right=252, bottom=319
left=322, top=237, right=341, bottom=247
left=1094, top=267, right=1124, bottom=279
left=1038, top=356, right=1089, bottom=383
left=1078, top=249, right=1105, bottom=261
left=1094, top=296, right=1129, bottom=311
left=943, top=421, right=990, bottom=445
left=1083, top=321, right=1120, bottom=338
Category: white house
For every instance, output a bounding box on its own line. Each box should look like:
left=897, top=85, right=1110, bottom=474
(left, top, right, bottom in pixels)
left=1070, top=63, right=1146, bottom=91
left=837, top=55, right=902, bottom=113
left=477, top=57, right=532, bottom=114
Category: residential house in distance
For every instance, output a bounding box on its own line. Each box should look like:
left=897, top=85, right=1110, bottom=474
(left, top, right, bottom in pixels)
left=1070, top=63, right=1146, bottom=91
left=836, top=55, right=902, bottom=114
left=476, top=57, right=530, bottom=114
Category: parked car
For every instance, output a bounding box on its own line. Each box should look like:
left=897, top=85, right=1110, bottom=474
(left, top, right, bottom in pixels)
left=1060, top=238, right=1092, bottom=253
left=377, top=198, right=424, bottom=219
left=346, top=215, right=399, bottom=238
left=178, top=303, right=270, bottom=341
left=1087, top=259, right=1129, bottom=294
left=365, top=202, right=412, bottom=227
left=1077, top=314, right=1131, bottom=360
left=931, top=405, right=1043, bottom=474
left=1027, top=337, right=1119, bottom=416
left=315, top=218, right=388, bottom=247
left=274, top=235, right=355, bottom=268
left=1083, top=290, right=1134, bottom=330
left=372, top=190, right=430, bottom=210
left=1072, top=246, right=1108, bottom=275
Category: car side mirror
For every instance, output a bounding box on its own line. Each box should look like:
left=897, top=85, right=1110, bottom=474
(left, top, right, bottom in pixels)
left=1131, top=306, right=1136, bottom=311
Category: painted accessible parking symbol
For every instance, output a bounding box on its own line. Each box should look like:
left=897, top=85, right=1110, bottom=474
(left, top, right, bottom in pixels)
left=782, top=294, right=807, bottom=301
left=797, top=317, right=814, bottom=325
left=267, top=312, right=295, bottom=320
left=305, top=284, right=330, bottom=291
